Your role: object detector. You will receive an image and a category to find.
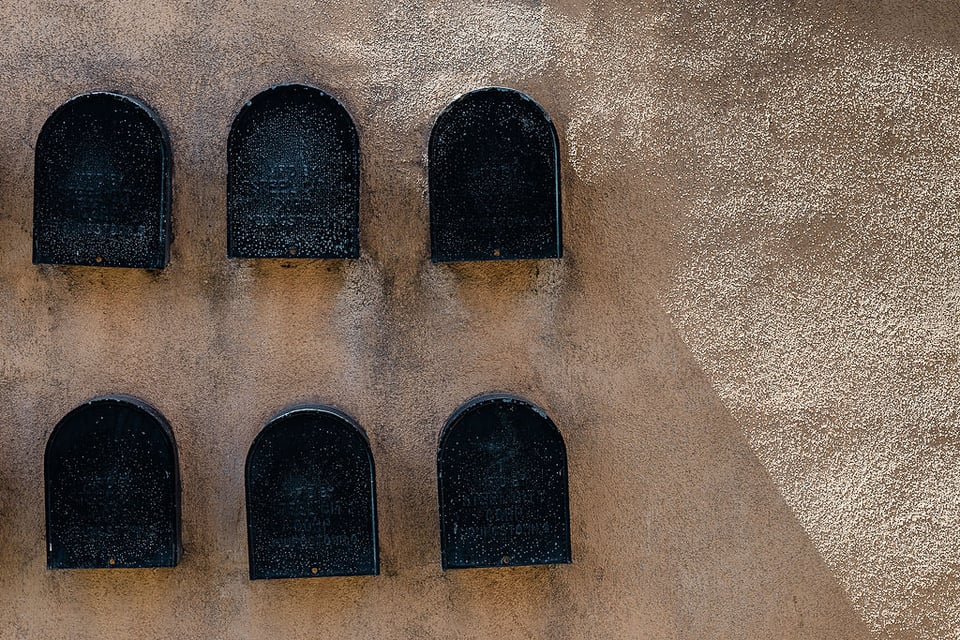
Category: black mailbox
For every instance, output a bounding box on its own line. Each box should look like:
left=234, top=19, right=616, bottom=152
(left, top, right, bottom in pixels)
left=33, top=92, right=172, bottom=268
left=438, top=394, right=571, bottom=569
left=245, top=406, right=378, bottom=579
left=44, top=396, right=181, bottom=569
left=429, top=87, right=561, bottom=262
left=227, top=84, right=360, bottom=259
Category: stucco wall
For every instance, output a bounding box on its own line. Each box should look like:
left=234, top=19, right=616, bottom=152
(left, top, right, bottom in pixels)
left=0, top=1, right=956, bottom=638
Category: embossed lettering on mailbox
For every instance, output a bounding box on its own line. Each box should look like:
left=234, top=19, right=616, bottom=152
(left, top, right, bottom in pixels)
left=438, top=395, right=571, bottom=569
left=245, top=406, right=378, bottom=579
left=44, top=396, right=181, bottom=569
left=228, top=84, right=360, bottom=258
left=33, top=92, right=172, bottom=268
left=429, top=87, right=561, bottom=262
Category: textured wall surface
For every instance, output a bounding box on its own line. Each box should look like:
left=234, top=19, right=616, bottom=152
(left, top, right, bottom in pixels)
left=0, top=1, right=956, bottom=638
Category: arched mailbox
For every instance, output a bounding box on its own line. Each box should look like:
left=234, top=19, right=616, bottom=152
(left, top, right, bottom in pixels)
left=438, top=395, right=571, bottom=569
left=245, top=406, right=378, bottom=579
left=429, top=87, right=561, bottom=262
left=227, top=84, right=360, bottom=259
left=44, top=396, right=181, bottom=569
left=33, top=92, right=172, bottom=268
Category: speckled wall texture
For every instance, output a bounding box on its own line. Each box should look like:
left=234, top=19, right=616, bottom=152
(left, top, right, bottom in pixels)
left=0, top=1, right=956, bottom=638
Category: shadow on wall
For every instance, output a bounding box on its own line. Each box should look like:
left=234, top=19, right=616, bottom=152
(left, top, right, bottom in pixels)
left=626, top=315, right=876, bottom=638
left=516, top=164, right=877, bottom=638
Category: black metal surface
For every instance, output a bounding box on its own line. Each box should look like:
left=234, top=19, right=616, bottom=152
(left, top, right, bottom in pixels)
left=437, top=395, right=571, bottom=570
left=245, top=406, right=378, bottom=579
left=33, top=92, right=172, bottom=268
left=227, top=84, right=360, bottom=259
left=429, top=87, right=561, bottom=262
left=44, top=396, right=181, bottom=569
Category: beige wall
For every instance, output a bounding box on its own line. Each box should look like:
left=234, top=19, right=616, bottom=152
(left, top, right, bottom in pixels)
left=0, top=1, right=956, bottom=638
